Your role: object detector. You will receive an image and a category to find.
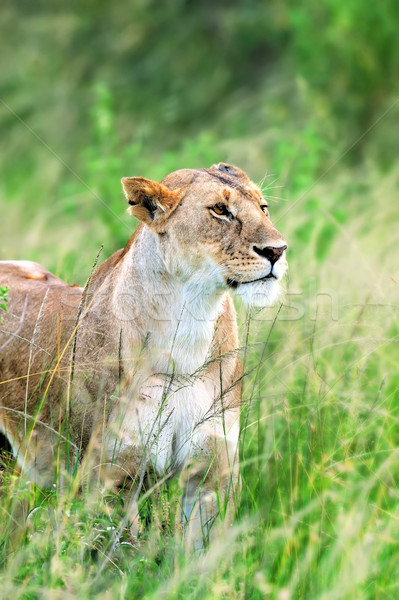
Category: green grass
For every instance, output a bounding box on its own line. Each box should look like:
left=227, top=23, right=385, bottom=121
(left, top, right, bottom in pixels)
left=1, top=4, right=399, bottom=592
left=1, top=153, right=398, bottom=599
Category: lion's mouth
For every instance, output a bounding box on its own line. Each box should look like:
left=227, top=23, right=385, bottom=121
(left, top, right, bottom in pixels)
left=226, top=272, right=277, bottom=289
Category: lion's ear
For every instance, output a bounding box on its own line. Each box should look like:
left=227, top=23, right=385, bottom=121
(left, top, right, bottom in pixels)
left=121, top=177, right=182, bottom=229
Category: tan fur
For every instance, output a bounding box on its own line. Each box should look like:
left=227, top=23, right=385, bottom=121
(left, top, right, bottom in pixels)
left=0, top=163, right=287, bottom=548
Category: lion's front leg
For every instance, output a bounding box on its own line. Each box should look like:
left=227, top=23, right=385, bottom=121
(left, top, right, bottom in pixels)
left=181, top=416, right=240, bottom=552
left=91, top=380, right=176, bottom=534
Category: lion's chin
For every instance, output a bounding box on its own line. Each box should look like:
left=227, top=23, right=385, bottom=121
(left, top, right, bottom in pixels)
left=232, top=278, right=283, bottom=308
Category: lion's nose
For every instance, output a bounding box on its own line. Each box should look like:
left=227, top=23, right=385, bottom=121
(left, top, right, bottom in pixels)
left=253, top=244, right=287, bottom=265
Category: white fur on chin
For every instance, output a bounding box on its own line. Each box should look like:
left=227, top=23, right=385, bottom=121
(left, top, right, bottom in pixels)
left=233, top=278, right=283, bottom=308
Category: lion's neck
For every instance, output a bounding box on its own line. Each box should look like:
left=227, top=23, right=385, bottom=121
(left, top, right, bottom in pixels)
left=113, top=227, right=226, bottom=375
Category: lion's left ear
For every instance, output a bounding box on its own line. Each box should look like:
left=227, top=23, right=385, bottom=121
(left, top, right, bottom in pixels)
left=121, top=176, right=182, bottom=230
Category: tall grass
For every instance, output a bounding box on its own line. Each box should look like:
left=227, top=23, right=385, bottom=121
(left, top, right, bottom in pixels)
left=1, top=155, right=398, bottom=599
left=1, top=2, right=399, bottom=596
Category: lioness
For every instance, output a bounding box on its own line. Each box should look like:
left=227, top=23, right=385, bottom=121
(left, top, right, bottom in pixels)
left=0, top=163, right=287, bottom=547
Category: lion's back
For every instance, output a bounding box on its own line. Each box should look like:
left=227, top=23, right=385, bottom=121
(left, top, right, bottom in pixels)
left=0, top=261, right=83, bottom=416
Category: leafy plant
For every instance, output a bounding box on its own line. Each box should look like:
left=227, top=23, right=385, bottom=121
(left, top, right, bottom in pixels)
left=0, top=286, right=9, bottom=319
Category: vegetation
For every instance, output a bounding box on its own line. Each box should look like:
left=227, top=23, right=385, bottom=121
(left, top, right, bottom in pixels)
left=1, top=1, right=399, bottom=598
left=0, top=288, right=8, bottom=317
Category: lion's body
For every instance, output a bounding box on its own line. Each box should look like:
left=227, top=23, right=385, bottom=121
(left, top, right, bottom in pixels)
left=0, top=261, right=82, bottom=479
left=0, top=163, right=287, bottom=546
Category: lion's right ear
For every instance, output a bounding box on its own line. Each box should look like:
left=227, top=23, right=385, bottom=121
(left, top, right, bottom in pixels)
left=121, top=177, right=182, bottom=229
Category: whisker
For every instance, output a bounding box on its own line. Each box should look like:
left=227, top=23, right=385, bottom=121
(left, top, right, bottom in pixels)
left=261, top=176, right=281, bottom=191
left=257, top=171, right=275, bottom=188
left=265, top=195, right=291, bottom=202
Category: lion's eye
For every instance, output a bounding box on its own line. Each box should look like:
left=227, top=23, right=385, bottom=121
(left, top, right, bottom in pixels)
left=260, top=205, right=269, bottom=213
left=210, top=204, right=231, bottom=217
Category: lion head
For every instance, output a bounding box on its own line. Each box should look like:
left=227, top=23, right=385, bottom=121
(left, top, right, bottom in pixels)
left=122, top=162, right=287, bottom=308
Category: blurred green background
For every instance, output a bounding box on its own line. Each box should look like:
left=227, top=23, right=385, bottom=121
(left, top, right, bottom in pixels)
left=1, top=0, right=399, bottom=282
left=1, top=2, right=399, bottom=599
